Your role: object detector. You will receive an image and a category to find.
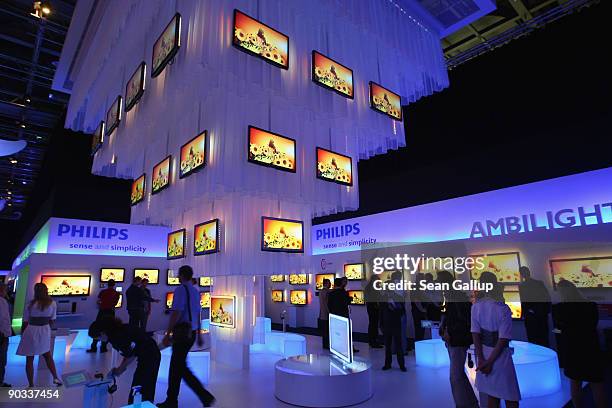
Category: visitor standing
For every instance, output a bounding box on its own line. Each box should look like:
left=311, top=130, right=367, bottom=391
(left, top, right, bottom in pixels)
left=0, top=283, right=11, bottom=387
left=142, top=278, right=152, bottom=331
left=126, top=277, right=158, bottom=329
left=364, top=274, right=383, bottom=348
left=318, top=278, right=331, bottom=349
left=87, top=279, right=120, bottom=353
left=381, top=271, right=406, bottom=371
left=518, top=266, right=551, bottom=347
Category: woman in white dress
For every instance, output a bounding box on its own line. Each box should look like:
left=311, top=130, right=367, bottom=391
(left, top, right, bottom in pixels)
left=17, top=283, right=62, bottom=387
left=471, top=272, right=521, bottom=408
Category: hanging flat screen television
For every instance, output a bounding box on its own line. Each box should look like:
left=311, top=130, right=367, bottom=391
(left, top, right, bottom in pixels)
left=152, top=13, right=181, bottom=78
left=200, top=292, right=211, bottom=308
left=261, top=216, right=304, bottom=253
left=369, top=81, right=402, bottom=121
left=41, top=275, right=91, bottom=297
left=290, top=290, right=307, bottom=305
left=248, top=126, right=296, bottom=172
left=270, top=274, right=285, bottom=282
left=210, top=295, right=236, bottom=328
left=315, top=273, right=335, bottom=290
left=130, top=174, right=146, bottom=206
left=549, top=256, right=612, bottom=289
left=316, top=147, right=353, bottom=186
left=199, top=276, right=213, bottom=287
left=105, top=95, right=123, bottom=135
left=312, top=51, right=354, bottom=99
left=134, top=269, right=159, bottom=284
left=347, top=290, right=365, bottom=305
left=125, top=62, right=146, bottom=112
left=91, top=121, right=105, bottom=155
left=469, top=252, right=521, bottom=284
left=272, top=290, right=284, bottom=302
left=194, top=219, right=219, bottom=256
left=152, top=156, right=171, bottom=194
left=180, top=131, right=206, bottom=178
left=100, top=268, right=125, bottom=283
left=233, top=10, right=289, bottom=69
left=344, top=263, right=364, bottom=280
left=167, top=229, right=186, bottom=260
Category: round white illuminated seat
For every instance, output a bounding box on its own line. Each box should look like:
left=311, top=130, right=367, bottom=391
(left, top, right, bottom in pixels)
left=250, top=331, right=307, bottom=358
left=275, top=354, right=372, bottom=407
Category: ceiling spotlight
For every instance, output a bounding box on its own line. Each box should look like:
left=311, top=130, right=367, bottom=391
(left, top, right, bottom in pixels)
left=42, top=5, right=51, bottom=15
left=7, top=191, right=12, bottom=195
left=20, top=124, right=26, bottom=128
left=25, top=97, right=31, bottom=103
left=22, top=181, right=27, bottom=185
left=31, top=1, right=51, bottom=18
left=10, top=159, right=18, bottom=164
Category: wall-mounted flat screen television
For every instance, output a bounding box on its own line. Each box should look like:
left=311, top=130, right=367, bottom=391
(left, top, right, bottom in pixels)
left=270, top=274, right=285, bottom=282
left=290, top=290, right=307, bottom=305
left=180, top=131, right=206, bottom=178
left=116, top=293, right=123, bottom=308
left=167, top=229, right=186, bottom=260
left=502, top=290, right=522, bottom=319
left=200, top=291, right=211, bottom=308
left=417, top=257, right=455, bottom=280
left=210, top=295, right=236, bottom=328
left=369, top=81, right=402, bottom=121
left=165, top=292, right=173, bottom=309
left=347, top=290, right=365, bottom=305
left=315, top=273, right=335, bottom=290
left=248, top=126, right=296, bottom=172
left=152, top=13, right=181, bottom=78
left=130, top=174, right=146, bottom=206
left=549, top=256, right=612, bottom=289
left=100, top=268, right=125, bottom=283
left=199, top=276, right=213, bottom=287
left=344, top=263, right=364, bottom=280
left=261, top=216, right=304, bottom=253
left=152, top=156, right=171, bottom=194
left=233, top=10, right=289, bottom=69
left=91, top=121, right=105, bottom=155
left=194, top=219, right=219, bottom=256
left=312, top=51, right=353, bottom=98
left=167, top=269, right=180, bottom=285
left=289, top=274, right=308, bottom=285
left=41, top=275, right=91, bottom=297
left=469, top=252, right=521, bottom=284
left=316, top=147, right=352, bottom=186
left=134, top=269, right=159, bottom=284
left=272, top=290, right=284, bottom=302
left=105, top=95, right=122, bottom=135
left=125, top=62, right=146, bottom=112
left=329, top=313, right=353, bottom=363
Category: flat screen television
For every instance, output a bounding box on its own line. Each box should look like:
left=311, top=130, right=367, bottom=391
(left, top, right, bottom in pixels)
left=369, top=81, right=402, bottom=121
left=503, top=290, right=522, bottom=319
left=289, top=290, right=307, bottom=305
left=199, top=276, right=213, bottom=287
left=248, top=126, right=296, bottom=172
left=91, top=121, right=105, bottom=155
left=417, top=257, right=456, bottom=280
left=194, top=219, right=219, bottom=256
left=152, top=156, right=171, bottom=194
left=270, top=274, right=285, bottom=282
left=41, top=275, right=91, bottom=297
left=344, top=263, right=364, bottom=280
left=100, top=268, right=125, bottom=283
left=165, top=292, right=173, bottom=309
left=469, top=252, right=521, bottom=284
left=315, top=273, right=335, bottom=290
left=272, top=290, right=284, bottom=302
left=180, top=131, right=206, bottom=178
left=329, top=313, right=353, bottom=363
left=233, top=10, right=289, bottom=69
left=316, top=147, right=352, bottom=186
left=125, top=62, right=146, bottom=112
left=261, top=216, right=304, bottom=253
left=151, top=13, right=181, bottom=78
left=288, top=274, right=308, bottom=285
left=167, top=269, right=180, bottom=285
left=549, top=256, right=612, bottom=289
left=167, top=229, right=186, bottom=260
left=312, top=51, right=353, bottom=99
left=105, top=95, right=123, bottom=135
left=210, top=295, right=236, bottom=328
left=130, top=174, right=146, bottom=206
left=200, top=292, right=211, bottom=308
left=347, top=290, right=365, bottom=305
left=116, top=293, right=123, bottom=308
left=134, top=269, right=159, bottom=284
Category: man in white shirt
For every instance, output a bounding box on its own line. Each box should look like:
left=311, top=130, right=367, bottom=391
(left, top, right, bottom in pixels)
left=0, top=283, right=12, bottom=387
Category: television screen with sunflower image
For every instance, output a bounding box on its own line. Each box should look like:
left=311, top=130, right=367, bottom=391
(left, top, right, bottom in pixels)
left=194, top=219, right=219, bottom=256
left=100, top=268, right=125, bottom=283
left=131, top=174, right=145, bottom=206
left=167, top=269, right=180, bottom=285
left=152, top=156, right=171, bottom=194
left=502, top=288, right=522, bottom=319
left=549, top=256, right=612, bottom=289
left=210, top=295, right=236, bottom=328
left=200, top=291, right=211, bottom=308
left=152, top=13, right=181, bottom=78
left=270, top=274, right=285, bottom=282
left=316, top=147, right=352, bottom=186
left=369, top=82, right=402, bottom=121
left=290, top=290, right=307, bottom=305
left=165, top=292, right=174, bottom=309
left=347, top=290, right=365, bottom=305
left=315, top=273, right=335, bottom=290
left=312, top=51, right=353, bottom=99
left=248, top=126, right=296, bottom=173
left=125, top=62, right=146, bottom=112
left=289, top=274, right=308, bottom=285
left=41, top=275, right=91, bottom=297
left=261, top=216, right=304, bottom=253
left=199, top=276, right=213, bottom=287
left=92, top=121, right=105, bottom=155
left=105, top=95, right=123, bottom=135
left=344, top=263, right=364, bottom=280
left=233, top=10, right=289, bottom=69
left=180, top=131, right=206, bottom=178
left=469, top=252, right=521, bottom=284
left=134, top=269, right=159, bottom=284
left=272, top=290, right=284, bottom=302
left=167, top=229, right=186, bottom=260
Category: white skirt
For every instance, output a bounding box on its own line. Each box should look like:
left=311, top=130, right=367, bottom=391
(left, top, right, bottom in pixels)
left=476, top=346, right=521, bottom=401
left=17, top=325, right=51, bottom=356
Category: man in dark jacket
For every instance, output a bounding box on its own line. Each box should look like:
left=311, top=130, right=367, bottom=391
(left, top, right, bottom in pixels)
left=364, top=275, right=383, bottom=348
left=519, top=266, right=551, bottom=347
left=126, top=277, right=158, bottom=329
left=381, top=272, right=406, bottom=371
left=327, top=277, right=359, bottom=353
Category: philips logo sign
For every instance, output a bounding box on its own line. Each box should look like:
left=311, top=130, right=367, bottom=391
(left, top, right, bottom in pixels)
left=315, top=223, right=360, bottom=240
left=57, top=223, right=129, bottom=240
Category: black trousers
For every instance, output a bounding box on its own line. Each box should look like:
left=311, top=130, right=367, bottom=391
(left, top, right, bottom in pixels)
left=525, top=313, right=550, bottom=347
left=166, top=331, right=215, bottom=404
left=318, top=318, right=329, bottom=349
left=411, top=305, right=425, bottom=341
left=90, top=309, right=115, bottom=350
left=128, top=309, right=145, bottom=329
left=384, top=327, right=405, bottom=368
left=366, top=303, right=380, bottom=345
left=128, top=351, right=161, bottom=404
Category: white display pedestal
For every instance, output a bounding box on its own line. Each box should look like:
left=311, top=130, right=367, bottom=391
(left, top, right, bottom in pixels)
left=415, top=339, right=449, bottom=368
left=157, top=347, right=210, bottom=384
left=250, top=331, right=306, bottom=358
left=275, top=354, right=372, bottom=407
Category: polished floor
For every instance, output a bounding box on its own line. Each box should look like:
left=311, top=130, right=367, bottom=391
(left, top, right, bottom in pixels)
left=2, top=334, right=572, bottom=408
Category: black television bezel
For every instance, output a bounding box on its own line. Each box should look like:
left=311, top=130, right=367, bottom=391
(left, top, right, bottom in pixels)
left=105, top=95, right=123, bottom=136
left=368, top=81, right=403, bottom=122
left=99, top=267, right=125, bottom=283
left=247, top=126, right=297, bottom=173
left=261, top=216, right=304, bottom=253
left=315, top=147, right=353, bottom=186
left=125, top=62, right=146, bottom=112
left=165, top=291, right=173, bottom=309
left=151, top=155, right=172, bottom=195
left=315, top=273, right=335, bottom=290
left=311, top=50, right=354, bottom=100
left=194, top=218, right=220, bottom=256
left=288, top=274, right=309, bottom=285
left=347, top=290, right=365, bottom=305
left=166, top=269, right=180, bottom=286
left=167, top=228, right=187, bottom=260
left=270, top=274, right=285, bottom=282
left=199, top=276, right=213, bottom=287
left=130, top=173, right=146, bottom=206
left=549, top=255, right=612, bottom=290
left=179, top=130, right=207, bottom=179
left=232, top=9, right=289, bottom=70
left=289, top=289, right=308, bottom=306
left=91, top=121, right=105, bottom=156
left=151, top=13, right=182, bottom=78
left=133, top=268, right=160, bottom=284
left=199, top=291, right=210, bottom=309
left=40, top=274, right=92, bottom=297
left=343, top=263, right=365, bottom=280
left=271, top=289, right=284, bottom=302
